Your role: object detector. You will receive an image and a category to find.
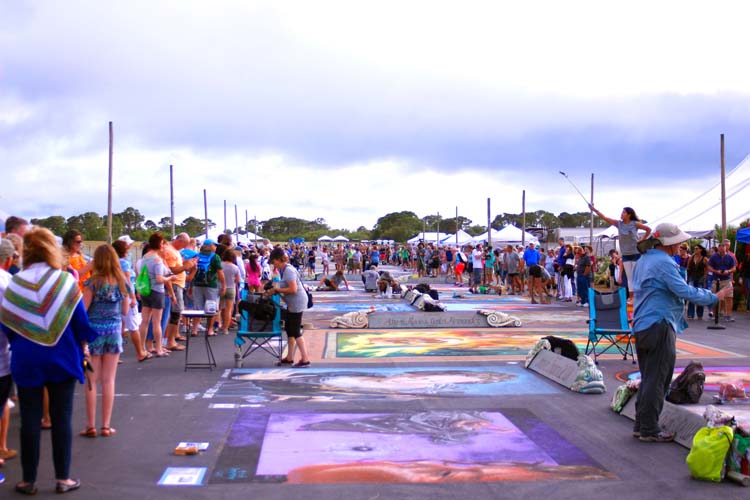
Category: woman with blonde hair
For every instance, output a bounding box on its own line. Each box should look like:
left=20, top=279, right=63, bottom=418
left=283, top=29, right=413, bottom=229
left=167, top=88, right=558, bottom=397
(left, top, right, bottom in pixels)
left=0, top=227, right=96, bottom=494
left=80, top=245, right=129, bottom=438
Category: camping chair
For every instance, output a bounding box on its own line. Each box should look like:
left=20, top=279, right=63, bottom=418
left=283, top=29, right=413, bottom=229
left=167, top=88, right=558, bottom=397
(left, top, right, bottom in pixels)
left=585, top=287, right=636, bottom=364
left=234, top=290, right=283, bottom=367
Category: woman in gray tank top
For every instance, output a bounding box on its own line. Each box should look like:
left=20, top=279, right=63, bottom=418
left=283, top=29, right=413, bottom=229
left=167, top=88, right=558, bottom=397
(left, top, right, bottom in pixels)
left=589, top=205, right=651, bottom=300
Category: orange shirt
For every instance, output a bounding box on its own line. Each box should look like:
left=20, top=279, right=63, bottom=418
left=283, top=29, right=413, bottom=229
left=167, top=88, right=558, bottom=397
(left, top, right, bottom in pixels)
left=68, top=253, right=90, bottom=291
left=163, top=244, right=186, bottom=288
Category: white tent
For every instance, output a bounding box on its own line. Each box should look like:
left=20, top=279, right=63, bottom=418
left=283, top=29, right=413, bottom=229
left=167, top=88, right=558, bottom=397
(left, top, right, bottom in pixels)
left=317, top=235, right=333, bottom=241
left=407, top=232, right=450, bottom=244
left=470, top=228, right=502, bottom=244
left=594, top=225, right=619, bottom=239
left=476, top=226, right=539, bottom=246
left=195, top=230, right=265, bottom=245
left=440, top=229, right=474, bottom=246
left=332, top=235, right=350, bottom=242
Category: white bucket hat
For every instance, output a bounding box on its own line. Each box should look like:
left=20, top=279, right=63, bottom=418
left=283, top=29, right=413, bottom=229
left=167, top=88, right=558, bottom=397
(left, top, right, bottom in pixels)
left=652, top=222, right=691, bottom=246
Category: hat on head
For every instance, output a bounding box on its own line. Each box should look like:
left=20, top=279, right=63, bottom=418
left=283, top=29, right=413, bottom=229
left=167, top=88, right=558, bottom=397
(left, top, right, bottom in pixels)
left=180, top=249, right=199, bottom=260
left=0, top=238, right=15, bottom=262
left=203, top=239, right=216, bottom=246
left=117, top=235, right=135, bottom=245
left=638, top=222, right=691, bottom=252
left=653, top=222, right=691, bottom=246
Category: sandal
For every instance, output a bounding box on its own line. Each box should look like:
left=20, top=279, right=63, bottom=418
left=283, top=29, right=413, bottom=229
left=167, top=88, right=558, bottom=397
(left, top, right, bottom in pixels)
left=100, top=427, right=117, bottom=437
left=155, top=351, right=170, bottom=357
left=166, top=344, right=186, bottom=351
left=79, top=427, right=97, bottom=438
left=275, top=358, right=294, bottom=366
left=175, top=336, right=187, bottom=342
left=138, top=353, right=153, bottom=362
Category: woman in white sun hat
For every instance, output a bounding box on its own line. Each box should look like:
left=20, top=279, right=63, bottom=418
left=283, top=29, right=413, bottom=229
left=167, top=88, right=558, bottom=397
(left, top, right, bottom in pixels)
left=630, top=222, right=733, bottom=443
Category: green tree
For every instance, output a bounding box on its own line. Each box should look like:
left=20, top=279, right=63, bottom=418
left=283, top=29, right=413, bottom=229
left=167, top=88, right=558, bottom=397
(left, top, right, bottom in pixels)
left=371, top=211, right=422, bottom=242
left=31, top=216, right=67, bottom=235
left=158, top=217, right=173, bottom=231
left=117, top=207, right=145, bottom=234
left=180, top=217, right=215, bottom=237
left=466, top=224, right=486, bottom=236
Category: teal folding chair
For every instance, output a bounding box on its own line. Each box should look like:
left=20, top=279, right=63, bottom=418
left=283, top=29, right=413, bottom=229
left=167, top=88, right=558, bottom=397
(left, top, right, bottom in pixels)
left=585, top=287, right=636, bottom=364
left=234, top=290, right=283, bottom=367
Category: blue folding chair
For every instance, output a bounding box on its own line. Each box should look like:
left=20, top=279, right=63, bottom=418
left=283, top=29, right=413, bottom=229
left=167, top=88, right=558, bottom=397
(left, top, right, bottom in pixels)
left=585, top=287, right=636, bottom=364
left=234, top=290, right=283, bottom=367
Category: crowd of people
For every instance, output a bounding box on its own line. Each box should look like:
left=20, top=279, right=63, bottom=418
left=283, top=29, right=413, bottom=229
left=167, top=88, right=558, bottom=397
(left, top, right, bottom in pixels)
left=0, top=212, right=748, bottom=491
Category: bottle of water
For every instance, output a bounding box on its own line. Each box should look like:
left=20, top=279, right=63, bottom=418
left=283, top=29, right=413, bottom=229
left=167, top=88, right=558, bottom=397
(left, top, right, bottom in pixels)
left=272, top=269, right=281, bottom=290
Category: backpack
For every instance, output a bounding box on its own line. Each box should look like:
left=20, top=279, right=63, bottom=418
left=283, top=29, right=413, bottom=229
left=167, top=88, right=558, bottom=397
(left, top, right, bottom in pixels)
left=193, top=252, right=215, bottom=286
left=686, top=426, right=734, bottom=482
left=666, top=361, right=705, bottom=404
left=135, top=263, right=151, bottom=297
left=238, top=297, right=278, bottom=332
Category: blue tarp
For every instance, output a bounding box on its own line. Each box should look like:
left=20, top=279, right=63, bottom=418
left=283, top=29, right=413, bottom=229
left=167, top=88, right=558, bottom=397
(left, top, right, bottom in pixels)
left=736, top=227, right=750, bottom=244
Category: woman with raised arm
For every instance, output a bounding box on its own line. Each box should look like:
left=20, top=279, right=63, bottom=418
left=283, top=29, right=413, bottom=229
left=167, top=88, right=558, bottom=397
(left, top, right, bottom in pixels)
left=589, top=205, right=651, bottom=300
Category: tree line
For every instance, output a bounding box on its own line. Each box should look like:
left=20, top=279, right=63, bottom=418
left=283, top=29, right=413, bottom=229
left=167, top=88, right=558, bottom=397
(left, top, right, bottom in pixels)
left=30, top=207, right=604, bottom=243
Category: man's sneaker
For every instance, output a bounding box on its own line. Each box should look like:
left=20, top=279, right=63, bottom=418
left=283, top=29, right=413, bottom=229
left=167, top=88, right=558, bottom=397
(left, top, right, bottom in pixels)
left=708, top=312, right=714, bottom=318
left=632, top=431, right=640, bottom=438
left=197, top=324, right=206, bottom=332
left=725, top=316, right=735, bottom=322
left=639, top=431, right=675, bottom=443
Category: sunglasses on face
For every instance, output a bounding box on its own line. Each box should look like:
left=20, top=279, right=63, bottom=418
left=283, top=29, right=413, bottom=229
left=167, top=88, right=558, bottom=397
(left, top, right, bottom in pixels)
left=74, top=240, right=83, bottom=244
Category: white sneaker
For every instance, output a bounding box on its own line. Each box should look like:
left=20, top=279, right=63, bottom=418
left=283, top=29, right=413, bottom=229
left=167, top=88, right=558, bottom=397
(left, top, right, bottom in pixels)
left=197, top=324, right=206, bottom=332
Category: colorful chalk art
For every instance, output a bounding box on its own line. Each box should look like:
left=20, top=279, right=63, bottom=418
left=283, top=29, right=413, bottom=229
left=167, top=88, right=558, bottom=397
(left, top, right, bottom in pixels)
left=326, top=329, right=736, bottom=360
left=213, top=365, right=559, bottom=404
left=211, top=409, right=615, bottom=484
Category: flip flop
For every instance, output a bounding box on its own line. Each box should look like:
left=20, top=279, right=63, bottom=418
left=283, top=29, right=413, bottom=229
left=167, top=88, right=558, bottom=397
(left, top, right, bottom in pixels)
left=79, top=427, right=97, bottom=438
left=166, top=344, right=186, bottom=351
left=138, top=353, right=153, bottom=362
left=155, top=351, right=170, bottom=357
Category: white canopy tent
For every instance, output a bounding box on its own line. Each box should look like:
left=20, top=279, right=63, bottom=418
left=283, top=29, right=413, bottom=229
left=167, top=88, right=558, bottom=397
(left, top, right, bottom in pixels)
left=594, top=225, right=618, bottom=239
left=475, top=226, right=539, bottom=246
left=332, top=235, right=350, bottom=242
left=440, top=229, right=475, bottom=246
left=407, top=232, right=450, bottom=244
left=195, top=230, right=265, bottom=245
left=317, top=235, right=333, bottom=241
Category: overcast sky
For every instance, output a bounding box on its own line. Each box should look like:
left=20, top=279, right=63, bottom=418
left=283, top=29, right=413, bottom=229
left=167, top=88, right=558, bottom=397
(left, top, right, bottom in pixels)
left=2, top=0, right=750, bottom=233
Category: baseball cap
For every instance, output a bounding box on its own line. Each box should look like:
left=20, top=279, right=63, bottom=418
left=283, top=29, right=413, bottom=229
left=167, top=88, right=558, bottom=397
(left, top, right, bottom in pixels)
left=203, top=239, right=216, bottom=246
left=117, top=235, right=135, bottom=245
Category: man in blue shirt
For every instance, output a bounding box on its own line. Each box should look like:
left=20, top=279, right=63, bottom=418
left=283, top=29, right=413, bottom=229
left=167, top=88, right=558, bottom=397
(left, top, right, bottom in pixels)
left=707, top=243, right=737, bottom=322
left=631, top=223, right=731, bottom=443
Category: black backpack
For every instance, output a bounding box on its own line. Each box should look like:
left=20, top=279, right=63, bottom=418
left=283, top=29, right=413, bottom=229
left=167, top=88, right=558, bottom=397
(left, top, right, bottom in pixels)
left=542, top=335, right=580, bottom=361
left=666, top=361, right=705, bottom=404
left=238, top=298, right=277, bottom=331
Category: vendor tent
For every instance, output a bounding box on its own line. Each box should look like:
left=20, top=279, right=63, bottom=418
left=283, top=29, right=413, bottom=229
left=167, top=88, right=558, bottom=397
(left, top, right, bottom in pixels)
left=737, top=227, right=750, bottom=244
left=332, top=235, right=350, bottom=242
left=594, top=225, right=619, bottom=239
left=407, top=232, right=450, bottom=244
left=480, top=226, right=539, bottom=246
left=440, top=229, right=474, bottom=246
left=317, top=235, right=333, bottom=241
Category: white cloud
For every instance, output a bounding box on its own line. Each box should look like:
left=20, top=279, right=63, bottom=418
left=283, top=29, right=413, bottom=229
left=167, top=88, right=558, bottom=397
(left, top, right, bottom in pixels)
left=2, top=0, right=750, bottom=233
